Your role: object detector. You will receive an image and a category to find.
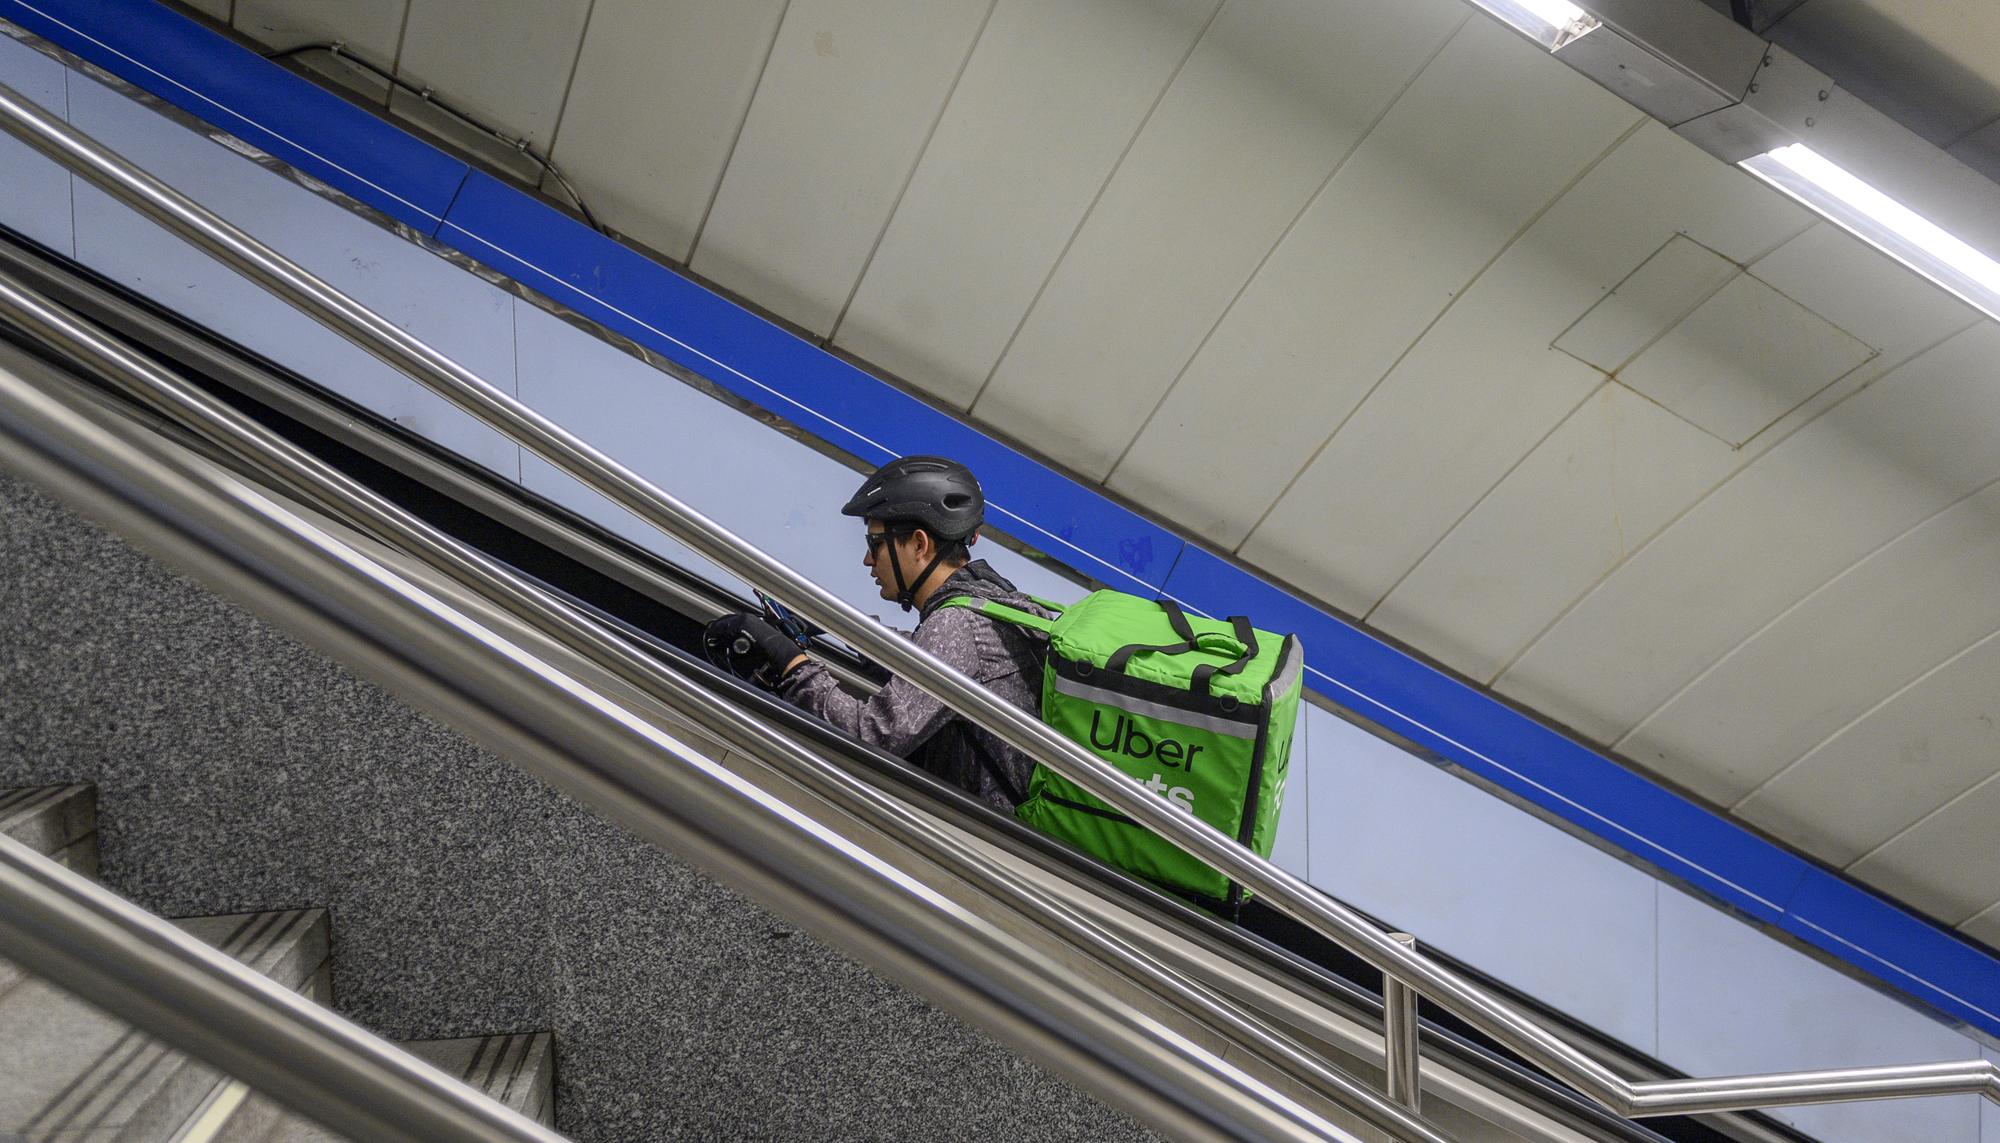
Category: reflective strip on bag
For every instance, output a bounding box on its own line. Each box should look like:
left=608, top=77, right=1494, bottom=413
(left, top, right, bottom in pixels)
left=1051, top=673, right=1257, bottom=740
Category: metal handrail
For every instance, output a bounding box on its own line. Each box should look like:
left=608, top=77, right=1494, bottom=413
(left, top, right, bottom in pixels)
left=0, top=834, right=567, bottom=1143
left=0, top=229, right=1776, bottom=1143
left=2, top=75, right=1996, bottom=1120
left=0, top=270, right=1455, bottom=1143
left=0, top=340, right=1363, bottom=1143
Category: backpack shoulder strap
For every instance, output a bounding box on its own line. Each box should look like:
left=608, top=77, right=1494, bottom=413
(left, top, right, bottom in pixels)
left=933, top=595, right=1058, bottom=633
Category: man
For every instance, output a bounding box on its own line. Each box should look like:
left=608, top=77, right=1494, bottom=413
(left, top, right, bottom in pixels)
left=702, top=456, right=1054, bottom=811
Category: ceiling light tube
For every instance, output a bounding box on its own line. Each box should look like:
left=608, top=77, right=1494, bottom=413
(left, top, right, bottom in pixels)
left=1743, top=143, right=2000, bottom=323
left=1470, top=0, right=1600, bottom=50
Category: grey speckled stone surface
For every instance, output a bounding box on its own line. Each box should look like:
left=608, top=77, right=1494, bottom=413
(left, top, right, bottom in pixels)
left=0, top=470, right=1152, bottom=1142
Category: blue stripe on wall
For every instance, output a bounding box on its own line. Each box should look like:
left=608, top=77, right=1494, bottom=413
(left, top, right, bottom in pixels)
left=17, top=0, right=2000, bottom=1041
left=2, top=0, right=467, bottom=235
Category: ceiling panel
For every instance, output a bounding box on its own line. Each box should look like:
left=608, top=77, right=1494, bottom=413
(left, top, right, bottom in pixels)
left=1961, top=900, right=2000, bottom=949
left=1624, top=476, right=2000, bottom=805
left=1497, top=322, right=2000, bottom=745
left=1103, top=17, right=1636, bottom=547
left=1747, top=223, right=1981, bottom=362
left=543, top=0, right=788, bottom=262
left=1553, top=236, right=1740, bottom=374
left=391, top=0, right=593, bottom=181
left=1372, top=384, right=1739, bottom=687
left=831, top=0, right=1220, bottom=409
left=967, top=0, right=1468, bottom=480
left=234, top=0, right=407, bottom=105
left=1849, top=771, right=2000, bottom=924
left=1241, top=124, right=1809, bottom=619
left=1616, top=272, right=1875, bottom=447
left=688, top=0, right=993, bottom=335
left=1736, top=627, right=2000, bottom=868
left=1766, top=0, right=2000, bottom=146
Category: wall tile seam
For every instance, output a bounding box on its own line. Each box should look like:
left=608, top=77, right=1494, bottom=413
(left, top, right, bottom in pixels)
left=823, top=0, right=999, bottom=346
left=1486, top=313, right=1984, bottom=701
left=1100, top=10, right=1474, bottom=492
left=683, top=0, right=794, bottom=268
left=1613, top=446, right=2000, bottom=768
left=959, top=0, right=1227, bottom=416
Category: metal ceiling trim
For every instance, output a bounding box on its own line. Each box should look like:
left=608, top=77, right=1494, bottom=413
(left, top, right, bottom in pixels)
left=1536, top=0, right=2000, bottom=305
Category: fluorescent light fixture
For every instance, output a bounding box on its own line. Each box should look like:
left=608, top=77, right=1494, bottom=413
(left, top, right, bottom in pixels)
left=1472, top=0, right=1599, bottom=50
left=1743, top=143, right=2000, bottom=323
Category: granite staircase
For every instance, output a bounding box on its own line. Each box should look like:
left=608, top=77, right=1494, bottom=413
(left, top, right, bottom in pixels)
left=0, top=783, right=557, bottom=1141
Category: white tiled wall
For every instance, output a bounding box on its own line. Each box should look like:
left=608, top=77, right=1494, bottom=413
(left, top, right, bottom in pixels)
left=1, top=36, right=1991, bottom=1143
left=0, top=32, right=72, bottom=253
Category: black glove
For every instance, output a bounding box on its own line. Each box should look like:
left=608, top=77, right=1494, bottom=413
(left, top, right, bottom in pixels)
left=702, top=613, right=803, bottom=687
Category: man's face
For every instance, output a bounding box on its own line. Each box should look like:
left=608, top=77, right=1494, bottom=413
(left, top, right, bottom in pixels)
left=862, top=521, right=925, bottom=601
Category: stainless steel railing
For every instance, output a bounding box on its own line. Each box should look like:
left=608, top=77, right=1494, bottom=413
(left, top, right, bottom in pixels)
left=1, top=70, right=1995, bottom=1123
left=0, top=267, right=1455, bottom=1143
left=0, top=335, right=1367, bottom=1142
left=0, top=831, right=567, bottom=1143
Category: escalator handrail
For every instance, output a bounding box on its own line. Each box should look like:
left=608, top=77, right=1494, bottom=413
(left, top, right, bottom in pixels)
left=0, top=266, right=1459, bottom=1143
left=0, top=223, right=1804, bottom=1143
left=0, top=333, right=1367, bottom=1143
left=2, top=77, right=1996, bottom=1122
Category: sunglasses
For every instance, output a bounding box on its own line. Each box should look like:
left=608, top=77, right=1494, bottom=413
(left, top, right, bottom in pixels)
left=864, top=528, right=914, bottom=554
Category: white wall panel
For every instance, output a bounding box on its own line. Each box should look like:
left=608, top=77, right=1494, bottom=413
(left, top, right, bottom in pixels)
left=63, top=73, right=522, bottom=479
left=1241, top=124, right=1808, bottom=619
left=968, top=0, right=1467, bottom=480
left=1497, top=323, right=2000, bottom=745
left=689, top=0, right=993, bottom=335
left=1851, top=773, right=2000, bottom=924
left=513, top=298, right=1086, bottom=619
left=1105, top=19, right=1636, bottom=547
left=1657, top=885, right=1983, bottom=1143
left=1626, top=478, right=2000, bottom=806
left=1988, top=1047, right=2000, bottom=1143
left=234, top=0, right=406, bottom=104
left=0, top=32, right=71, bottom=255
left=1372, top=384, right=1739, bottom=686
left=1738, top=628, right=2000, bottom=867
left=544, top=0, right=787, bottom=262
left=1302, top=706, right=1659, bottom=1050
left=832, top=0, right=1218, bottom=409
left=176, top=0, right=232, bottom=20
left=391, top=0, right=593, bottom=179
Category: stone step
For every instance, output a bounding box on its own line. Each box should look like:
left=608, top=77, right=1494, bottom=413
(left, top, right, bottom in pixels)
left=0, top=908, right=329, bottom=1142
left=197, top=1031, right=557, bottom=1141
left=0, top=783, right=98, bottom=876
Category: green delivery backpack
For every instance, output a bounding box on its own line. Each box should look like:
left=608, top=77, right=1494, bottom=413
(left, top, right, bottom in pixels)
left=938, top=590, right=1304, bottom=908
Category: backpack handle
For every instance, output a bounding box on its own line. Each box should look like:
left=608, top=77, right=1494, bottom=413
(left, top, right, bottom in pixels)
left=1106, top=600, right=1256, bottom=695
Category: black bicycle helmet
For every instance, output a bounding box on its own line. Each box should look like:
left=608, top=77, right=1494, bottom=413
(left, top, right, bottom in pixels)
left=840, top=455, right=984, bottom=541
left=843, top=456, right=984, bottom=610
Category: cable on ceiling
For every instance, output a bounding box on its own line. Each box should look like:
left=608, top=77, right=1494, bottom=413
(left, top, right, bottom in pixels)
left=264, top=41, right=603, bottom=234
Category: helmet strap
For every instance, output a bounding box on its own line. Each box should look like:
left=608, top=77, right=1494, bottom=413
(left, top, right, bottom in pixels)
left=883, top=529, right=952, bottom=613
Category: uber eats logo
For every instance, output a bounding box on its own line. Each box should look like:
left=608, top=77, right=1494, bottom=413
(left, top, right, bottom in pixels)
left=1089, top=711, right=1199, bottom=812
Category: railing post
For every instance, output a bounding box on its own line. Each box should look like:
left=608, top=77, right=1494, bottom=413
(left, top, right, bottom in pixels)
left=1384, top=933, right=1421, bottom=1112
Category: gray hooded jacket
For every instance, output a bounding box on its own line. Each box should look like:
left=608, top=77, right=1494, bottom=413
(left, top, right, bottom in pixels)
left=776, top=560, right=1054, bottom=812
